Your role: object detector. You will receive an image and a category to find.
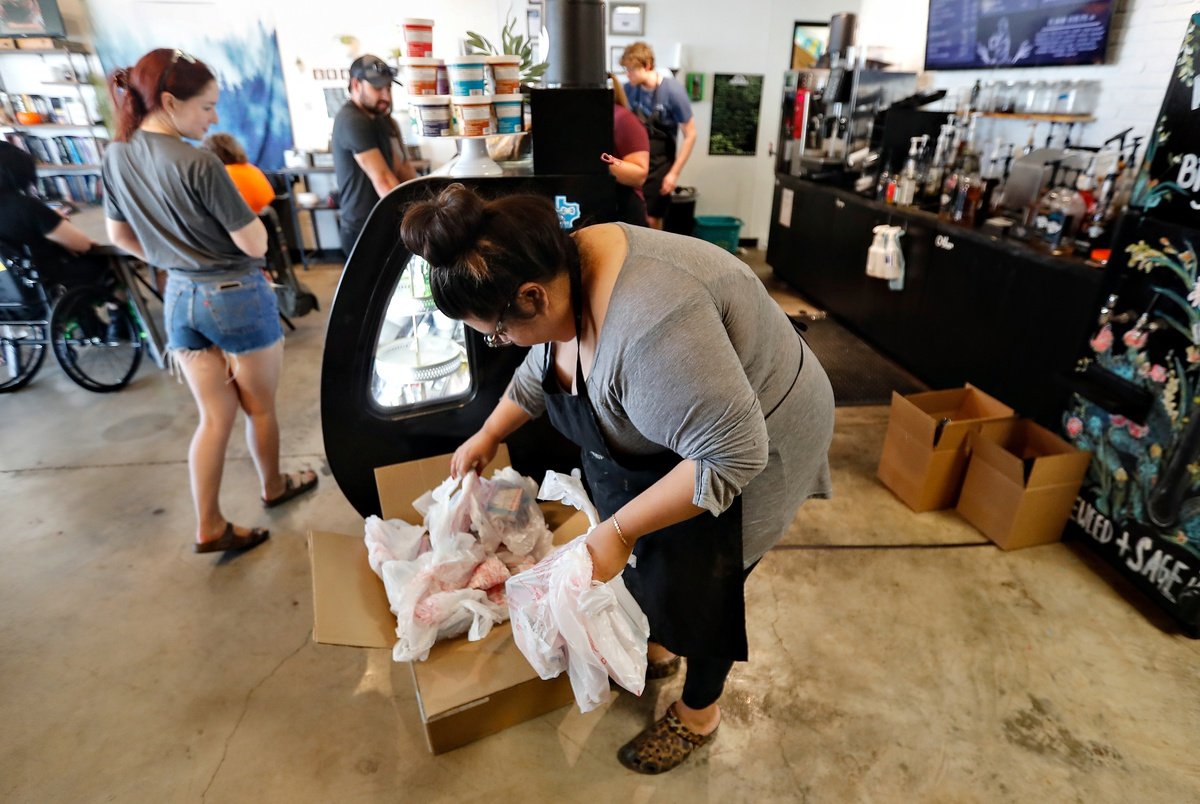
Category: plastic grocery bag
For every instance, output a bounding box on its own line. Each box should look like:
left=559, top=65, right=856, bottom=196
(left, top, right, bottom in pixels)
left=468, top=467, right=553, bottom=558
left=366, top=466, right=564, bottom=663
left=538, top=468, right=600, bottom=528
left=506, top=533, right=650, bottom=713
left=363, top=515, right=426, bottom=575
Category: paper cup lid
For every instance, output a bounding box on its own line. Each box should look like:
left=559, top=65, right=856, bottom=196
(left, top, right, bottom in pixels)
left=444, top=54, right=489, bottom=65
left=485, top=55, right=522, bottom=64
left=451, top=94, right=494, bottom=104
left=398, top=57, right=443, bottom=66
left=408, top=95, right=451, bottom=105
left=402, top=18, right=434, bottom=26
left=492, top=94, right=524, bottom=102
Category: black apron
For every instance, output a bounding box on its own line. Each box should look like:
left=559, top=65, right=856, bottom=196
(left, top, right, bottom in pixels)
left=540, top=263, right=764, bottom=661
left=634, top=82, right=676, bottom=187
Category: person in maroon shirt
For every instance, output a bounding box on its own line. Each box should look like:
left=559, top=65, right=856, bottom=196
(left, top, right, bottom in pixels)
left=609, top=74, right=650, bottom=226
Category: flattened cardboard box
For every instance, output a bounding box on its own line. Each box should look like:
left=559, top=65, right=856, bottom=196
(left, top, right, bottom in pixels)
left=957, top=419, right=1092, bottom=550
left=877, top=384, right=1015, bottom=512
left=310, top=446, right=585, bottom=754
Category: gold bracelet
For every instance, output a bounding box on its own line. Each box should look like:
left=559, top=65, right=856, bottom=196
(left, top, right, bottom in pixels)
left=611, top=515, right=629, bottom=548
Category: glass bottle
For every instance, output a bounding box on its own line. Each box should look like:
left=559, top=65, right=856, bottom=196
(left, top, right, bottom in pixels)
left=895, top=135, right=925, bottom=207
left=923, top=124, right=956, bottom=204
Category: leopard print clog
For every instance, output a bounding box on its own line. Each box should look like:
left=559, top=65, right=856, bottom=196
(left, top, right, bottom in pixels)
left=617, top=704, right=719, bottom=774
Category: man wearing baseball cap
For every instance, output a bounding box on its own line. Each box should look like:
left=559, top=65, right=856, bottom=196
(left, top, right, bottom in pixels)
left=332, top=54, right=417, bottom=256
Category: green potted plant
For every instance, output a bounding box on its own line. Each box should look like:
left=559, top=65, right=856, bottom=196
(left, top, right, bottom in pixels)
left=465, top=14, right=548, bottom=86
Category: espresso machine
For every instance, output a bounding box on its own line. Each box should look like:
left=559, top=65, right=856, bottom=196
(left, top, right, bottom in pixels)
left=776, top=13, right=916, bottom=179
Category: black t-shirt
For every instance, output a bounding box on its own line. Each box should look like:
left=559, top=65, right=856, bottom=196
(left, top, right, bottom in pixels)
left=332, top=102, right=403, bottom=232
left=0, top=192, right=63, bottom=249
left=0, top=191, right=103, bottom=285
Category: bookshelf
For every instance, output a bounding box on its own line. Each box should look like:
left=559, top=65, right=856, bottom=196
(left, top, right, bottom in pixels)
left=0, top=40, right=109, bottom=205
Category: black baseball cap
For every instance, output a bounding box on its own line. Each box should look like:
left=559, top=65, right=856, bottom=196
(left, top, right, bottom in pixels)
left=349, top=55, right=398, bottom=89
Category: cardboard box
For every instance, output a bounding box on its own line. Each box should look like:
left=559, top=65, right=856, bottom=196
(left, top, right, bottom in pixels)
left=877, top=384, right=1015, bottom=512
left=956, top=419, right=1092, bottom=550
left=310, top=446, right=586, bottom=754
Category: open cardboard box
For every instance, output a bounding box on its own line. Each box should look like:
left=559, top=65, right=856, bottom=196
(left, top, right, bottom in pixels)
left=877, top=384, right=1015, bottom=512
left=309, top=446, right=587, bottom=754
left=956, top=419, right=1092, bottom=550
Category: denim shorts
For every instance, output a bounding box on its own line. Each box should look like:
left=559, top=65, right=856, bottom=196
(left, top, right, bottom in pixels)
left=163, top=270, right=282, bottom=354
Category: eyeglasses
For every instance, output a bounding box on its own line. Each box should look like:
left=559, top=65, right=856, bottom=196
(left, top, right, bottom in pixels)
left=484, top=298, right=515, bottom=348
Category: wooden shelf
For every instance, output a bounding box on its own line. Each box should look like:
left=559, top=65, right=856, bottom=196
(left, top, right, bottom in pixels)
left=1, top=123, right=104, bottom=132
left=978, top=112, right=1096, bottom=123
left=36, top=163, right=101, bottom=173
left=0, top=41, right=90, bottom=56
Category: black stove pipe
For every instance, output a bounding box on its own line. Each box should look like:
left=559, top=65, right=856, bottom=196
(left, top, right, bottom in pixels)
left=541, top=0, right=607, bottom=88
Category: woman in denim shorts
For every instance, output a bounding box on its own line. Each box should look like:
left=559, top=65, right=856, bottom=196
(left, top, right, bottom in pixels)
left=101, top=49, right=317, bottom=554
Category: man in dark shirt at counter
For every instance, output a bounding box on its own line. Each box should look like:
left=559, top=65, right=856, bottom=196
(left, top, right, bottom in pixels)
left=332, top=55, right=416, bottom=257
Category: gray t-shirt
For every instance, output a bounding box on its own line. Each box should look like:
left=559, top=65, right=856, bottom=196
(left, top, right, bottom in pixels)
left=102, top=130, right=257, bottom=274
left=332, top=102, right=405, bottom=232
left=506, top=223, right=835, bottom=566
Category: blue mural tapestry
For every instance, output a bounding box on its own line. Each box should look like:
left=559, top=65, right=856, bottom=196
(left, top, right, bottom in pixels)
left=87, top=1, right=293, bottom=170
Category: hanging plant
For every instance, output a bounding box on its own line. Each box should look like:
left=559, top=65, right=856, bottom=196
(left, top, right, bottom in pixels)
left=465, top=14, right=548, bottom=85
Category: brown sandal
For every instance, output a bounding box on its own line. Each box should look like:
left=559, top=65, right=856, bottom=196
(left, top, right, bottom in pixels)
left=646, top=655, right=681, bottom=680
left=262, top=470, right=318, bottom=508
left=617, top=703, right=719, bottom=774
left=194, top=522, right=270, bottom=554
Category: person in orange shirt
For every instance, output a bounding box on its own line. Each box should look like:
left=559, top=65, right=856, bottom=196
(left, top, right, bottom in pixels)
left=201, top=133, right=276, bottom=213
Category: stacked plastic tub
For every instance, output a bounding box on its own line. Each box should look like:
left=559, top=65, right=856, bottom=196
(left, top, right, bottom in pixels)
left=398, top=22, right=526, bottom=140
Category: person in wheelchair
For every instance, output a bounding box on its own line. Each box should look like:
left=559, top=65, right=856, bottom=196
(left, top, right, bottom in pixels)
left=0, top=142, right=106, bottom=291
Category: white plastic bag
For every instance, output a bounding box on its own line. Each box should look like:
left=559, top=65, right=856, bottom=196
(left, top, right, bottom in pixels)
left=506, top=533, right=650, bottom=713
left=469, top=468, right=553, bottom=557
left=364, top=515, right=426, bottom=575
left=538, top=468, right=600, bottom=528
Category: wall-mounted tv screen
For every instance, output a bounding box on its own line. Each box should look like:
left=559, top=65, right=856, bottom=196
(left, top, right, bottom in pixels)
left=925, top=0, right=1115, bottom=70
left=0, top=0, right=67, bottom=38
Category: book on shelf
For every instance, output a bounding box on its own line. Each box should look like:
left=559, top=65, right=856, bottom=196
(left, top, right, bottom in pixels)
left=1, top=131, right=103, bottom=166
left=36, top=173, right=101, bottom=205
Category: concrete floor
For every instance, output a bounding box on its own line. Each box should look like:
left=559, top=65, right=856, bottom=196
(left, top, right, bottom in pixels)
left=3, top=254, right=1199, bottom=802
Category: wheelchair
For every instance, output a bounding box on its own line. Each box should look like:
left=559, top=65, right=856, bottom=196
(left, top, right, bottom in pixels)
left=0, top=241, right=143, bottom=393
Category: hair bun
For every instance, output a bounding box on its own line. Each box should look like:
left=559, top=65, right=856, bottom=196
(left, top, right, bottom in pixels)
left=112, top=67, right=130, bottom=89
left=401, top=183, right=486, bottom=267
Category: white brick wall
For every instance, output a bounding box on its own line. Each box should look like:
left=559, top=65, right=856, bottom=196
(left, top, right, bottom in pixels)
left=857, top=0, right=1198, bottom=149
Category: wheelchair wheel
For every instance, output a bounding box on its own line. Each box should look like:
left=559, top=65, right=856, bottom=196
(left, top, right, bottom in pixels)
left=50, top=284, right=144, bottom=392
left=0, top=322, right=48, bottom=392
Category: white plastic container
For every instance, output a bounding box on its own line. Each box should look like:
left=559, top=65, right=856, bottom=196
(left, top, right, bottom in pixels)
left=402, top=18, right=434, bottom=58
left=445, top=55, right=488, bottom=96
left=410, top=95, right=453, bottom=137
left=399, top=57, right=442, bottom=96
left=486, top=55, right=522, bottom=95
left=492, top=94, right=524, bottom=133
left=452, top=94, right=494, bottom=136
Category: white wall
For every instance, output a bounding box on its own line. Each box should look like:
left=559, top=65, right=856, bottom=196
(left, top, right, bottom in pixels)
left=65, top=0, right=854, bottom=240
left=274, top=0, right=858, bottom=242
left=857, top=0, right=1196, bottom=148
left=612, top=0, right=860, bottom=241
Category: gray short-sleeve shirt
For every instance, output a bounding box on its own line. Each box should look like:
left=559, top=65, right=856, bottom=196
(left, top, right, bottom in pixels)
left=102, top=130, right=258, bottom=274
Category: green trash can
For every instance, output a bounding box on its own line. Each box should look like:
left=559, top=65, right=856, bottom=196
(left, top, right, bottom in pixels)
left=693, top=215, right=744, bottom=253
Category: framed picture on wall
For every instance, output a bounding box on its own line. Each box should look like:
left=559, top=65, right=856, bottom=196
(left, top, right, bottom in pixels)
left=610, top=46, right=626, bottom=74
left=791, top=21, right=829, bottom=69
left=609, top=3, right=645, bottom=36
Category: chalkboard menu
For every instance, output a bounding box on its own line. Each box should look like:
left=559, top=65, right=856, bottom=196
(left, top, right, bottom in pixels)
left=925, top=0, right=1114, bottom=70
